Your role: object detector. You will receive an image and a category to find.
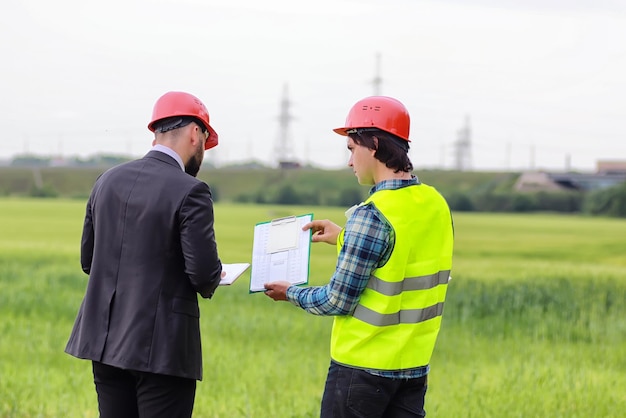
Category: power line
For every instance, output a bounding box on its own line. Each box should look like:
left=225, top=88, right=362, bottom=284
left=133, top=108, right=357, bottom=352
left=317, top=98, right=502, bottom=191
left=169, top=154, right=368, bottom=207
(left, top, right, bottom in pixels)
left=372, top=52, right=382, bottom=95
left=453, top=115, right=472, bottom=171
left=274, top=83, right=298, bottom=168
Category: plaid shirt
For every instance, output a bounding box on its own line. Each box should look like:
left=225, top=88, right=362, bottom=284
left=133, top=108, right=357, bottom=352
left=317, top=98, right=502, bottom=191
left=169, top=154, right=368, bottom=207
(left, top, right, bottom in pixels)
left=287, top=175, right=429, bottom=379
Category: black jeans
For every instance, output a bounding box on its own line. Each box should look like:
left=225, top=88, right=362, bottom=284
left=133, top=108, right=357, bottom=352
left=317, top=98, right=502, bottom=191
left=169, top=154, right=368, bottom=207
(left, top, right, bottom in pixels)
left=92, top=361, right=196, bottom=418
left=320, top=361, right=428, bottom=418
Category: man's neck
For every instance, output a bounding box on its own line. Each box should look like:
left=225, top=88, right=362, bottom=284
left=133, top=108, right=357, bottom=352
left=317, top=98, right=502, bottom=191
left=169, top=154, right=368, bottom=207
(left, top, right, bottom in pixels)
left=373, top=167, right=412, bottom=184
left=152, top=144, right=185, bottom=171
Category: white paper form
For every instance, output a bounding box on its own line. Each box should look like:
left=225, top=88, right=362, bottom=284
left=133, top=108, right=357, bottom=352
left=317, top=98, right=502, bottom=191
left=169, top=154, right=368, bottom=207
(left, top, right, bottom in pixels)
left=249, top=213, right=313, bottom=292
left=219, top=263, right=250, bottom=286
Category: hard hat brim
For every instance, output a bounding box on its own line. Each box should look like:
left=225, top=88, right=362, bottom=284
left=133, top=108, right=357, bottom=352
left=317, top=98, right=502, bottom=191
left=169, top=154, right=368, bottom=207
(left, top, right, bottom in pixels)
left=333, top=127, right=349, bottom=136
left=205, top=125, right=219, bottom=150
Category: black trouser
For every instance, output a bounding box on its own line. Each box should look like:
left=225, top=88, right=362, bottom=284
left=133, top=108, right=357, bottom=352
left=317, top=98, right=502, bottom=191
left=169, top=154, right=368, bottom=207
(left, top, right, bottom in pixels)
left=321, top=361, right=428, bottom=418
left=92, top=361, right=196, bottom=418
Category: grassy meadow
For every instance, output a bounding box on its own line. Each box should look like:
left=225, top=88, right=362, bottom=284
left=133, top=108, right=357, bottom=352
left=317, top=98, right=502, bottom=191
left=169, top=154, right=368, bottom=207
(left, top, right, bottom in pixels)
left=0, top=197, right=625, bottom=417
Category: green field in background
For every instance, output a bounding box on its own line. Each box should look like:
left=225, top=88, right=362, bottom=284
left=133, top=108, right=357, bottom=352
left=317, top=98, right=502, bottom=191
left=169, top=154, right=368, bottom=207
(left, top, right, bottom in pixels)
left=0, top=198, right=625, bottom=417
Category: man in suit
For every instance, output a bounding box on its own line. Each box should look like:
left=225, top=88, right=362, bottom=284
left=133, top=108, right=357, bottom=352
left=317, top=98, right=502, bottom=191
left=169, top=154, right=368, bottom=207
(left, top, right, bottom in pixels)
left=65, top=91, right=223, bottom=418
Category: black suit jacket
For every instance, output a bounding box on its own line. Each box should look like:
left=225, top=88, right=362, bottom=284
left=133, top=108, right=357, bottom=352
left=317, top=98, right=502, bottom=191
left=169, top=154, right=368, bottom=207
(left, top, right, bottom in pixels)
left=65, top=150, right=222, bottom=381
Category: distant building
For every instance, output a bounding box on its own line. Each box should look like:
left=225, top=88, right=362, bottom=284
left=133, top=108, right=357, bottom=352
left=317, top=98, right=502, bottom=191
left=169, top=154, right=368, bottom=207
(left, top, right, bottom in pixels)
left=50, top=157, right=70, bottom=167
left=515, top=165, right=626, bottom=193
left=278, top=160, right=301, bottom=170
left=597, top=160, right=626, bottom=175
left=514, top=172, right=569, bottom=192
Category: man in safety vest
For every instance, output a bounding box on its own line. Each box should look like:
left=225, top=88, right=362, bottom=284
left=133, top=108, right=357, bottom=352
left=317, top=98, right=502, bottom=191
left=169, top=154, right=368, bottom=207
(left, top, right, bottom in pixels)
left=264, top=96, right=454, bottom=417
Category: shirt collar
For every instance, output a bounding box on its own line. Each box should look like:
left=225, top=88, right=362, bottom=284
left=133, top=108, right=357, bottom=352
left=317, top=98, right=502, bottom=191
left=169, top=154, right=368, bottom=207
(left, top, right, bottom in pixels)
left=151, top=144, right=185, bottom=171
left=369, top=175, right=420, bottom=195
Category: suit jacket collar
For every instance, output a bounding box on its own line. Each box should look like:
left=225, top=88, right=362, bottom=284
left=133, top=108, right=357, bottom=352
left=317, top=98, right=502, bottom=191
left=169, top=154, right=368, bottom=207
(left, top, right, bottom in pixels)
left=145, top=149, right=184, bottom=171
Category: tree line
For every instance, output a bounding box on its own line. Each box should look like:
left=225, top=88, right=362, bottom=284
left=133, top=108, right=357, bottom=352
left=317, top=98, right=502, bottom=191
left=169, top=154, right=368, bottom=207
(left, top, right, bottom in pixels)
left=3, top=164, right=625, bottom=218
left=222, top=182, right=626, bottom=218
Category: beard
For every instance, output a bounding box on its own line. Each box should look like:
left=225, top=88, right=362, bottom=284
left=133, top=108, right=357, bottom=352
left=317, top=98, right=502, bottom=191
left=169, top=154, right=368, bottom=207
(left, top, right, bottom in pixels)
left=185, top=142, right=205, bottom=177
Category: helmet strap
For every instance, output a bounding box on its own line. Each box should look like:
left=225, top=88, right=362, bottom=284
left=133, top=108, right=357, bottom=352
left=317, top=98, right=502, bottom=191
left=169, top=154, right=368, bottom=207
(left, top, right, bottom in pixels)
left=154, top=116, right=198, bottom=133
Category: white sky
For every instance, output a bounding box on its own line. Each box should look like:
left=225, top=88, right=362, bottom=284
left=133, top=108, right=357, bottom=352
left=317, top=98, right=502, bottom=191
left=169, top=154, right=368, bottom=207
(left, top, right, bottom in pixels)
left=1, top=0, right=625, bottom=171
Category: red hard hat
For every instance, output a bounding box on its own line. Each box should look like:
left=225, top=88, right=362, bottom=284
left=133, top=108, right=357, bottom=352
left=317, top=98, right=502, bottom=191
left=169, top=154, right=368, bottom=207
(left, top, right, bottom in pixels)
left=148, top=91, right=219, bottom=150
left=333, top=96, right=410, bottom=142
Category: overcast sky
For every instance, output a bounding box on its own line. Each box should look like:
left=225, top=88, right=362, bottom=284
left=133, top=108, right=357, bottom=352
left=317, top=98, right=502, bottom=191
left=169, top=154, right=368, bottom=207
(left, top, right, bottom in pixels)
left=1, top=0, right=625, bottom=171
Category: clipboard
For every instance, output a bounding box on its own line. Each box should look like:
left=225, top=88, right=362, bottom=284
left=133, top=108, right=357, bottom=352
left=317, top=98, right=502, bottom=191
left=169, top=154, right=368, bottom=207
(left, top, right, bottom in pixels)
left=219, top=263, right=250, bottom=286
left=249, top=213, right=313, bottom=293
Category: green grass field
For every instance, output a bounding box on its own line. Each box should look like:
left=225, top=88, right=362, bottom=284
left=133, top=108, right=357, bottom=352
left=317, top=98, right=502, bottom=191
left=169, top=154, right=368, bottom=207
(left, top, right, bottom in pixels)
left=0, top=198, right=625, bottom=417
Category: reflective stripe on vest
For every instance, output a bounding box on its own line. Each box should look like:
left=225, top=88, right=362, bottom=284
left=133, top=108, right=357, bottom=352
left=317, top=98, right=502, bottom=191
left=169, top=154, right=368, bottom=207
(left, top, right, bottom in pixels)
left=353, top=270, right=450, bottom=326
left=353, top=302, right=445, bottom=327
left=366, top=270, right=451, bottom=296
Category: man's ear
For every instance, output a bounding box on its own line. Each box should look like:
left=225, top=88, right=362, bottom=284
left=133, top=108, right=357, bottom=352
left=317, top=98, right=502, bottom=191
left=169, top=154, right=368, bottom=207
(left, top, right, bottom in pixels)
left=371, top=136, right=379, bottom=154
left=188, top=124, right=201, bottom=147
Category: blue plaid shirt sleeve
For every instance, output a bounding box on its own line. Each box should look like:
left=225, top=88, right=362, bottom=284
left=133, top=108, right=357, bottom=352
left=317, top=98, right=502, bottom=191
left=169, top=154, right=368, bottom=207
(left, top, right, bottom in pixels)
left=286, top=203, right=391, bottom=315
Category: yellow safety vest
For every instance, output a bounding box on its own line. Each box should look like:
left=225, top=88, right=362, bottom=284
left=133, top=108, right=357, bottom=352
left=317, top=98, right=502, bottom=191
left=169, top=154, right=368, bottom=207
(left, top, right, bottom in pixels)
left=331, top=184, right=454, bottom=370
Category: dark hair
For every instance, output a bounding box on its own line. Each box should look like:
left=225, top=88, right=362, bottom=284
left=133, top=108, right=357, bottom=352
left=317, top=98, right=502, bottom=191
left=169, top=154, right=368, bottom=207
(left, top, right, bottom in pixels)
left=153, top=116, right=207, bottom=133
left=348, top=129, right=413, bottom=173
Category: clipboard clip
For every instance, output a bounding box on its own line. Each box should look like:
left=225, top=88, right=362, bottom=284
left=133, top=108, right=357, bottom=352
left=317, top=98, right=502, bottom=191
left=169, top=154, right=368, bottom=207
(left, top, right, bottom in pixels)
left=270, top=215, right=297, bottom=226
